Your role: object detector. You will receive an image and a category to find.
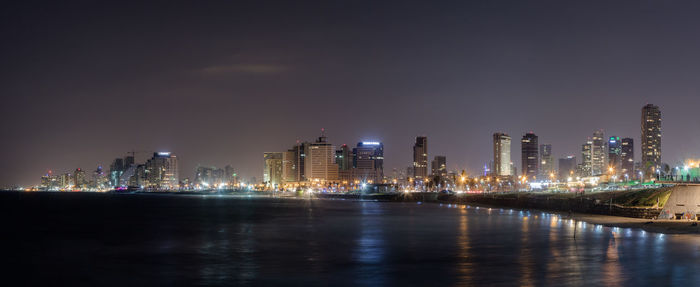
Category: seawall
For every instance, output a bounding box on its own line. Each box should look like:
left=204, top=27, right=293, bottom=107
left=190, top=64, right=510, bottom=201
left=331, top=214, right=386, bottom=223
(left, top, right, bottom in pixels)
left=439, top=193, right=662, bottom=219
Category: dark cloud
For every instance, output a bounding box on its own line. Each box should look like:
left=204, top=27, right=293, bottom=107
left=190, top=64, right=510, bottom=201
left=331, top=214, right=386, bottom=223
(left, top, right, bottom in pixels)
left=197, top=63, right=289, bottom=75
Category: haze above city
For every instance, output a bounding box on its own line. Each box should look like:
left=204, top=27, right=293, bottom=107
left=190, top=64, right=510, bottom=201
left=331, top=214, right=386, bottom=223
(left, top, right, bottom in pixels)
left=2, top=1, right=700, bottom=186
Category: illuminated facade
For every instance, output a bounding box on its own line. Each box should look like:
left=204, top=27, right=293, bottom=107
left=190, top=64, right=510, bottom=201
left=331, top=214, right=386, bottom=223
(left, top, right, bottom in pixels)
left=263, top=152, right=284, bottom=186
left=431, top=155, right=447, bottom=177
left=620, top=138, right=634, bottom=175
left=304, top=133, right=338, bottom=181
left=641, top=104, right=661, bottom=178
left=591, top=130, right=606, bottom=175
left=539, top=144, right=553, bottom=178
left=608, top=136, right=621, bottom=174
left=581, top=141, right=592, bottom=176
left=413, top=136, right=428, bottom=180
left=109, top=158, right=124, bottom=187
left=352, top=141, right=384, bottom=183
left=74, top=168, right=86, bottom=188
left=145, top=152, right=179, bottom=189
left=282, top=150, right=297, bottom=183
left=336, top=144, right=353, bottom=172
left=521, top=132, right=538, bottom=179
left=493, top=132, right=511, bottom=176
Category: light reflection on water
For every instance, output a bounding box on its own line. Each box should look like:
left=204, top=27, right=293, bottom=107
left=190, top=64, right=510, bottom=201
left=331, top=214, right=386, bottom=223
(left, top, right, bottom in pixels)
left=6, top=194, right=700, bottom=286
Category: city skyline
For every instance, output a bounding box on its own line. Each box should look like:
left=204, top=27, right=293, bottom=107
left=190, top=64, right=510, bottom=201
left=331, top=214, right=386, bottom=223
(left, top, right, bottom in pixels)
left=4, top=102, right=697, bottom=187
left=3, top=1, right=700, bottom=186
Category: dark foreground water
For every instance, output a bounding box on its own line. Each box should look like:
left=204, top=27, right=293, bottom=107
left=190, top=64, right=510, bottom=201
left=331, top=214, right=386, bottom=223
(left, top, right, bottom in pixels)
left=2, top=192, right=699, bottom=286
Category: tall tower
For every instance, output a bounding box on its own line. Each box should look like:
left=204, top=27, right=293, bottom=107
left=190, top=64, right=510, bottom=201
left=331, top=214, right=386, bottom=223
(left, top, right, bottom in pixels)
left=431, top=156, right=447, bottom=177
left=521, top=132, right=539, bottom=180
left=641, top=104, right=662, bottom=178
left=608, top=136, right=621, bottom=174
left=413, top=136, right=428, bottom=180
left=263, top=152, right=283, bottom=185
left=304, top=130, right=338, bottom=182
left=591, top=130, right=606, bottom=175
left=539, top=144, right=553, bottom=178
left=493, top=133, right=512, bottom=176
left=581, top=141, right=593, bottom=177
left=145, top=152, right=178, bottom=190
left=620, top=138, right=634, bottom=176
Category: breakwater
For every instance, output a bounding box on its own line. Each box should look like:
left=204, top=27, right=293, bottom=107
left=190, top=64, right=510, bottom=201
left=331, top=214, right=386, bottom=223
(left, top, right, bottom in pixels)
left=439, top=193, right=662, bottom=219
left=316, top=192, right=662, bottom=219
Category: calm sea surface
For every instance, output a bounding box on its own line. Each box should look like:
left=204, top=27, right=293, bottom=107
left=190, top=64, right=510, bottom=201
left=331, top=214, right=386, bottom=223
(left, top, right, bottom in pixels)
left=1, top=192, right=699, bottom=286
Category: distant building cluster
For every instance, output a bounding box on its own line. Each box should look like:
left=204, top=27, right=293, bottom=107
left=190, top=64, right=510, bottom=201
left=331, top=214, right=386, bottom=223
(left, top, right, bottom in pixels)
left=39, top=152, right=179, bottom=191
left=487, top=104, right=668, bottom=191
left=262, top=130, right=384, bottom=191
left=192, top=165, right=238, bottom=189
left=32, top=103, right=699, bottom=192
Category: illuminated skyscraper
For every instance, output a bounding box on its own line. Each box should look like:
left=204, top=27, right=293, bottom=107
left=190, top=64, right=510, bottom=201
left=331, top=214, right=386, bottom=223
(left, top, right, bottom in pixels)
left=493, top=133, right=511, bottom=176
left=621, top=138, right=634, bottom=175
left=641, top=104, right=661, bottom=178
left=74, top=168, right=86, bottom=188
left=608, top=136, right=621, bottom=174
left=336, top=144, right=353, bottom=172
left=353, top=141, right=384, bottom=183
left=263, top=152, right=283, bottom=186
left=431, top=155, right=447, bottom=177
left=286, top=142, right=308, bottom=182
left=521, top=132, right=539, bottom=179
left=304, top=131, right=338, bottom=181
left=581, top=141, right=593, bottom=176
left=145, top=152, right=179, bottom=189
left=224, top=165, right=237, bottom=186
left=282, top=150, right=297, bottom=183
left=591, top=130, right=606, bottom=175
left=413, top=136, right=428, bottom=180
left=109, top=158, right=125, bottom=187
left=539, top=144, right=553, bottom=178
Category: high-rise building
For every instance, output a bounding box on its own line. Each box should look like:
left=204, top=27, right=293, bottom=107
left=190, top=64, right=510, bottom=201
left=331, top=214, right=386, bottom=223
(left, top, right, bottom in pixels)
left=413, top=136, right=428, bottom=180
left=521, top=132, right=539, bottom=180
left=493, top=133, right=511, bottom=176
left=620, top=138, right=634, bottom=176
left=539, top=144, right=553, bottom=178
left=74, top=168, right=86, bottom=188
left=224, top=165, right=237, bottom=186
left=61, top=173, right=73, bottom=188
left=291, top=142, right=308, bottom=182
left=608, top=136, right=622, bottom=174
left=92, top=166, right=108, bottom=189
left=581, top=141, right=593, bottom=176
left=144, top=152, right=179, bottom=189
left=353, top=141, right=384, bottom=183
left=109, top=158, right=125, bottom=187
left=591, top=130, right=606, bottom=175
left=431, top=156, right=447, bottom=177
left=282, top=150, right=297, bottom=183
left=195, top=166, right=215, bottom=186
left=304, top=131, right=338, bottom=181
left=131, top=164, right=147, bottom=187
left=336, top=144, right=353, bottom=172
left=124, top=155, right=135, bottom=168
left=263, top=152, right=284, bottom=186
left=641, top=104, right=662, bottom=178
left=558, top=156, right=577, bottom=180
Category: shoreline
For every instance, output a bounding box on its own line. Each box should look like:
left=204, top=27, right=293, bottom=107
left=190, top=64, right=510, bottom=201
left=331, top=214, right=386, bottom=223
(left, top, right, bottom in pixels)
left=316, top=192, right=700, bottom=235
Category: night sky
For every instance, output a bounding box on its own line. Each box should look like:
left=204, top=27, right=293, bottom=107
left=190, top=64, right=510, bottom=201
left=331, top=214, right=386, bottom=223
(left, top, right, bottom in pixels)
left=2, top=1, right=700, bottom=186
